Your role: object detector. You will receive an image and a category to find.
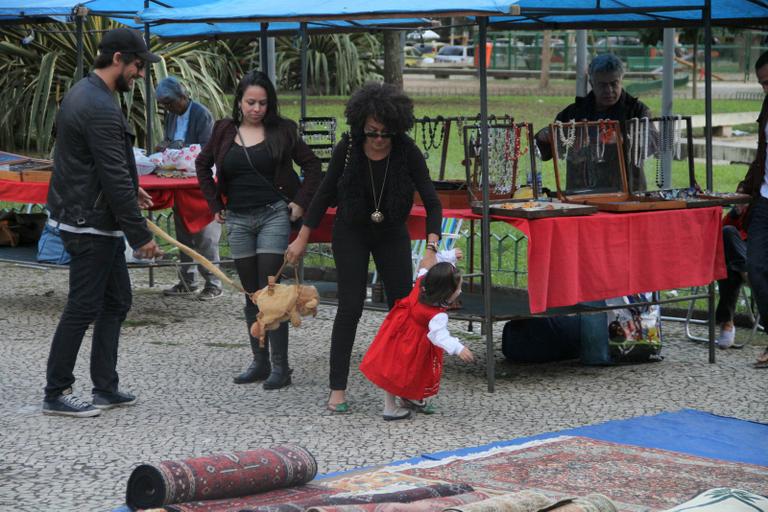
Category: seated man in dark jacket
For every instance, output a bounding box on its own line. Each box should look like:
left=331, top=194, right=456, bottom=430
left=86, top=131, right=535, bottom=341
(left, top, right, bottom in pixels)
left=536, top=53, right=654, bottom=193
left=155, top=77, right=221, bottom=300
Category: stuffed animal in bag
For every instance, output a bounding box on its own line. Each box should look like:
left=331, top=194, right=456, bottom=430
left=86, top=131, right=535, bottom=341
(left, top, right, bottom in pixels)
left=248, top=275, right=319, bottom=346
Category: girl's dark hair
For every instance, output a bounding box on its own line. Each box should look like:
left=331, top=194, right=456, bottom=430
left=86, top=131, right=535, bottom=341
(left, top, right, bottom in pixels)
left=344, top=82, right=414, bottom=140
left=420, top=262, right=461, bottom=307
left=232, top=70, right=295, bottom=162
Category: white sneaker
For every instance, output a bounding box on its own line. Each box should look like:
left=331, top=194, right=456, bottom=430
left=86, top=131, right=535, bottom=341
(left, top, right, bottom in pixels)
left=715, top=327, right=736, bottom=349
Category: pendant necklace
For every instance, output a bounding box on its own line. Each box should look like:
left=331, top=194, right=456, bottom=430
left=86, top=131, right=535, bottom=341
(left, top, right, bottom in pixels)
left=367, top=153, right=390, bottom=223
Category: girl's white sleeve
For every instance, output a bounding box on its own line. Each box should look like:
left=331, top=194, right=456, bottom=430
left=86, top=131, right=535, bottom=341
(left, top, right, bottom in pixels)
left=427, top=312, right=465, bottom=355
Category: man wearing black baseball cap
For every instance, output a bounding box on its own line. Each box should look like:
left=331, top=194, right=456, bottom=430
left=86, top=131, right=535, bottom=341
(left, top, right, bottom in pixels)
left=42, top=27, right=163, bottom=417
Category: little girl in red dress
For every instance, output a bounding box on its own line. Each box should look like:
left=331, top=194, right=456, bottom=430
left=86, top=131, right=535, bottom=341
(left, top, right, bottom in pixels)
left=360, top=247, right=474, bottom=421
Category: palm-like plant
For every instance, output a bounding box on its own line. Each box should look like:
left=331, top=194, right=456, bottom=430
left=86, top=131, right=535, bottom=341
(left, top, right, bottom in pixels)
left=276, top=32, right=382, bottom=95
left=0, top=17, right=241, bottom=154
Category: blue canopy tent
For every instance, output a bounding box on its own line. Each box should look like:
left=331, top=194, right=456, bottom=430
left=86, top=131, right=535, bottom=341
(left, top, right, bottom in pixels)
left=486, top=0, right=768, bottom=29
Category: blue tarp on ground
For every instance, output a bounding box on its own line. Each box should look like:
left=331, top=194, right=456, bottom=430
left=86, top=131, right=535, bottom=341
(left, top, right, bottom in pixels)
left=375, top=409, right=768, bottom=471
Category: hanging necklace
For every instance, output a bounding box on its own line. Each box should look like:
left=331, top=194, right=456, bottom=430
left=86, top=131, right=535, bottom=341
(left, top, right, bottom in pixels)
left=367, top=153, right=390, bottom=224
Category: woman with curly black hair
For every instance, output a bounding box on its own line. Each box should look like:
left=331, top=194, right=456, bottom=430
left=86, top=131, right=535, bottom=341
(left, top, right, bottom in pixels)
left=286, top=82, right=442, bottom=413
left=197, top=70, right=322, bottom=390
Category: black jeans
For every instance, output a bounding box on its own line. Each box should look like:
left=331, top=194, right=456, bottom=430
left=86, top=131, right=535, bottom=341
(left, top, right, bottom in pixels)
left=747, top=197, right=768, bottom=332
left=329, top=220, right=413, bottom=390
left=44, top=232, right=132, bottom=400
left=716, top=225, right=747, bottom=324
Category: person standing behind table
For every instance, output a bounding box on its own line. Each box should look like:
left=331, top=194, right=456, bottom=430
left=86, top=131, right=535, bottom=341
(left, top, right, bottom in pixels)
left=535, top=53, right=654, bottom=193
left=196, top=70, right=322, bottom=389
left=739, top=50, right=768, bottom=369
left=155, top=77, right=222, bottom=300
left=42, top=27, right=163, bottom=418
left=285, top=82, right=443, bottom=413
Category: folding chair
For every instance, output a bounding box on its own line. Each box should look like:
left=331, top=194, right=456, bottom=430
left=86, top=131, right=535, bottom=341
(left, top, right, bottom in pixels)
left=681, top=284, right=762, bottom=343
left=371, top=217, right=464, bottom=285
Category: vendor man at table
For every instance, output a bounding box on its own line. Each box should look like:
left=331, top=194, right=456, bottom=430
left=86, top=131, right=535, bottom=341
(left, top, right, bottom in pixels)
left=42, top=28, right=163, bottom=417
left=535, top=53, right=653, bottom=193
left=741, top=50, right=768, bottom=368
left=155, top=76, right=221, bottom=300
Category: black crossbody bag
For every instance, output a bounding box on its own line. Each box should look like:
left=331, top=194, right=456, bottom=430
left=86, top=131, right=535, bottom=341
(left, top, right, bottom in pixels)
left=236, top=128, right=302, bottom=231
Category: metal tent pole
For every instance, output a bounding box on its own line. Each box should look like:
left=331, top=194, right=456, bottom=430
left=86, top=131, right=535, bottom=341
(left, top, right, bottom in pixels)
left=300, top=21, right=308, bottom=119
left=575, top=30, right=587, bottom=97
left=143, top=1, right=153, bottom=152
left=143, top=1, right=155, bottom=288
left=704, top=0, right=716, bottom=364
left=260, top=23, right=269, bottom=73
left=478, top=16, right=494, bottom=393
left=662, top=28, right=675, bottom=187
left=75, top=9, right=84, bottom=81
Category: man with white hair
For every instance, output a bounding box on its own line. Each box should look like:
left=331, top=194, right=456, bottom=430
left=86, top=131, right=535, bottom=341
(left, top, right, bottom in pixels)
left=155, top=76, right=222, bottom=300
left=536, top=53, right=654, bottom=193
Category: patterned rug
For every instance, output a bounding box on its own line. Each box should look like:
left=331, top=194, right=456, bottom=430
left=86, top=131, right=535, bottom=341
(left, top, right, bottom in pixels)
left=164, top=482, right=473, bottom=512
left=388, top=436, right=768, bottom=512
left=126, top=445, right=317, bottom=509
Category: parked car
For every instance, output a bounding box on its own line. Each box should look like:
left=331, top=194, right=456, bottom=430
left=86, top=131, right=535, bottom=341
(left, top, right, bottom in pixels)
left=413, top=41, right=446, bottom=59
left=595, top=36, right=642, bottom=48
left=404, top=46, right=423, bottom=67
left=434, top=45, right=475, bottom=65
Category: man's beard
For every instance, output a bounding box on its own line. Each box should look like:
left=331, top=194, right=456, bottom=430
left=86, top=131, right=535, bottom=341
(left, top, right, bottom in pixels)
left=115, top=73, right=133, bottom=93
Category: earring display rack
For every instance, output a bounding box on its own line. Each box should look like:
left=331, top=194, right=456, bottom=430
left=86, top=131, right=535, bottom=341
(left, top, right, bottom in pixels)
left=411, top=114, right=515, bottom=209
left=0, top=151, right=53, bottom=183
left=625, top=116, right=751, bottom=208
left=463, top=121, right=538, bottom=201
left=550, top=119, right=686, bottom=212
left=299, top=117, right=337, bottom=172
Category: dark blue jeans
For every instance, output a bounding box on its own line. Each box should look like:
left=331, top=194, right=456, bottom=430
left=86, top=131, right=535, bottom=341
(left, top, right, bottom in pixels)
left=44, top=232, right=132, bottom=400
left=747, top=196, right=768, bottom=332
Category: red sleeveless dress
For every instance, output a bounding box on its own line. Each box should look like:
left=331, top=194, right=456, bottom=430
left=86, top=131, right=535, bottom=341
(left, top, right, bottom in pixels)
left=360, top=278, right=446, bottom=401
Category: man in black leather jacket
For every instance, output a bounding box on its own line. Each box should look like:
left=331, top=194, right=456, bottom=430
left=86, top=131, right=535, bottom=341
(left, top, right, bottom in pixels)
left=42, top=28, right=163, bottom=417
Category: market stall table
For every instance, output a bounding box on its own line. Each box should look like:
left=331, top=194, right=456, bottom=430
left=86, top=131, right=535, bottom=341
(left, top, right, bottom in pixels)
left=0, top=177, right=434, bottom=245
left=407, top=206, right=726, bottom=315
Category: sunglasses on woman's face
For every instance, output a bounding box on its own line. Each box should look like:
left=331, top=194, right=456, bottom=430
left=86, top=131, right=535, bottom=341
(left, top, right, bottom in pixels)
left=364, top=130, right=395, bottom=139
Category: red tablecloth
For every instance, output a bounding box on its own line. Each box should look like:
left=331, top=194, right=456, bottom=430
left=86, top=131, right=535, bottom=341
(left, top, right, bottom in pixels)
left=0, top=177, right=725, bottom=312
left=411, top=206, right=727, bottom=314
left=0, top=177, right=438, bottom=242
left=0, top=175, right=214, bottom=233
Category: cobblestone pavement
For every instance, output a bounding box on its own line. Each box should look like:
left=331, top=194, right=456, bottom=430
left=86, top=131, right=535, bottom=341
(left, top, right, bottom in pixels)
left=1, top=264, right=766, bottom=511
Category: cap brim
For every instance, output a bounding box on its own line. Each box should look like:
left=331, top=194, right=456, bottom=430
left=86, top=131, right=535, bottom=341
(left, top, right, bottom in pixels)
left=139, top=51, right=162, bottom=63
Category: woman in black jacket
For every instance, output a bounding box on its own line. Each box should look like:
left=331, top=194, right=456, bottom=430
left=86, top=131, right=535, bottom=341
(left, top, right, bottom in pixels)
left=286, top=83, right=442, bottom=412
left=197, top=71, right=321, bottom=389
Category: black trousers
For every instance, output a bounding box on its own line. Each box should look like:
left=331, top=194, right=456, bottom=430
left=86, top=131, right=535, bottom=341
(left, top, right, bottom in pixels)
left=716, top=225, right=747, bottom=324
left=748, top=197, right=768, bottom=331
left=44, top=232, right=132, bottom=400
left=329, top=220, right=413, bottom=390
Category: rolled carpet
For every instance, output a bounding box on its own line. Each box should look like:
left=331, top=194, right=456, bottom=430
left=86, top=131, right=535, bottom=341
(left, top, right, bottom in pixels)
left=126, top=445, right=317, bottom=509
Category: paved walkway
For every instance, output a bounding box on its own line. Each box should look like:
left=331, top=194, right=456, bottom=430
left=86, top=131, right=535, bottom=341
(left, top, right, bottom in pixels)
left=1, top=264, right=766, bottom=511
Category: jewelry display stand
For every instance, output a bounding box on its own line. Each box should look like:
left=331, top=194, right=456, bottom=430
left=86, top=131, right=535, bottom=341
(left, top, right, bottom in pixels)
left=299, top=117, right=337, bottom=172
left=625, top=116, right=751, bottom=208
left=412, top=115, right=521, bottom=209
left=0, top=151, right=53, bottom=183
left=550, top=120, right=686, bottom=212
